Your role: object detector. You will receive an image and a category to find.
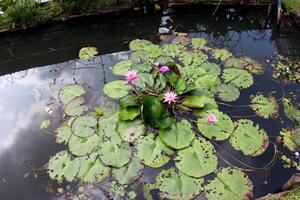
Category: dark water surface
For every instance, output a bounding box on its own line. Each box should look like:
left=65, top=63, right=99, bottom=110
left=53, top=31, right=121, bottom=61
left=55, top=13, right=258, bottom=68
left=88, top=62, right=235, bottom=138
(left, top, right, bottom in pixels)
left=0, top=6, right=299, bottom=200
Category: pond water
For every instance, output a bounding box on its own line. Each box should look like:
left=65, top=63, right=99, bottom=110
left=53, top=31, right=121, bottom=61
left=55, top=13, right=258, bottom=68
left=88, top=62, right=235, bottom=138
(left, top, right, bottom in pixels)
left=0, top=6, right=299, bottom=200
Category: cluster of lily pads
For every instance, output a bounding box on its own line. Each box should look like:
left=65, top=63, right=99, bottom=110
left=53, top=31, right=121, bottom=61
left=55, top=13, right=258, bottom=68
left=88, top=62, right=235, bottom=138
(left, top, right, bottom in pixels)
left=45, top=37, right=286, bottom=200
left=273, top=55, right=300, bottom=83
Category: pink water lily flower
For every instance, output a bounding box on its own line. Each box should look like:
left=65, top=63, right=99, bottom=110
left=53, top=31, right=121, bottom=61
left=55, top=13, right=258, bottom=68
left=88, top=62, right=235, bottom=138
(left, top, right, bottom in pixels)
left=206, top=113, right=218, bottom=125
left=159, top=65, right=170, bottom=74
left=163, top=91, right=177, bottom=104
left=125, top=70, right=139, bottom=85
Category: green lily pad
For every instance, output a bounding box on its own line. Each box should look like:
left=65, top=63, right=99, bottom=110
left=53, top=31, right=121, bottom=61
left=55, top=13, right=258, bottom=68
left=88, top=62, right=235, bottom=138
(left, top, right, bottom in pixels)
left=116, top=119, right=145, bottom=142
left=63, top=97, right=88, bottom=117
left=155, top=55, right=174, bottom=64
left=135, top=73, right=154, bottom=89
left=175, top=137, right=218, bottom=178
left=181, top=96, right=205, bottom=108
left=40, top=119, right=51, bottom=130
left=216, top=83, right=240, bottom=102
left=222, top=68, right=253, bottom=89
left=204, top=167, right=254, bottom=200
left=165, top=72, right=187, bottom=94
left=79, top=47, right=98, bottom=59
left=195, top=74, right=220, bottom=92
left=98, top=136, right=132, bottom=168
left=71, top=115, right=97, bottom=137
left=48, top=151, right=80, bottom=183
left=112, top=60, right=133, bottom=76
left=59, top=84, right=85, bottom=104
left=212, top=48, right=233, bottom=61
left=96, top=102, right=119, bottom=116
left=192, top=95, right=218, bottom=116
left=78, top=152, right=110, bottom=183
left=98, top=112, right=119, bottom=138
left=191, top=38, right=207, bottom=49
left=112, top=157, right=144, bottom=185
left=197, top=110, right=234, bottom=141
left=223, top=58, right=246, bottom=68
left=156, top=167, right=204, bottom=200
left=179, top=52, right=208, bottom=67
left=136, top=133, right=174, bottom=168
left=201, top=62, right=221, bottom=77
left=68, top=134, right=100, bottom=156
left=143, top=44, right=163, bottom=59
left=103, top=80, right=131, bottom=99
left=283, top=98, right=300, bottom=122
left=129, top=39, right=153, bottom=51
left=130, top=50, right=150, bottom=64
left=229, top=119, right=269, bottom=156
left=250, top=94, right=279, bottom=119
left=162, top=44, right=186, bottom=57
left=242, top=57, right=264, bottom=75
left=55, top=123, right=72, bottom=144
left=180, top=66, right=206, bottom=85
left=159, top=119, right=195, bottom=149
left=120, top=95, right=140, bottom=108
left=280, top=127, right=300, bottom=152
left=119, top=107, right=140, bottom=121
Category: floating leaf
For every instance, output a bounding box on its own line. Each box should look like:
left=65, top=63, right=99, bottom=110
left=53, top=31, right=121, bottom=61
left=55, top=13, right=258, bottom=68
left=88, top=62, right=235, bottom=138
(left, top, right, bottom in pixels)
left=216, top=83, right=240, bottom=102
left=78, top=152, right=110, bottom=183
left=195, top=74, right=220, bottom=93
left=130, top=50, right=150, bottom=64
left=120, top=95, right=140, bottom=108
left=179, top=52, right=207, bottom=67
left=223, top=58, right=246, bottom=68
left=204, top=167, right=253, bottom=200
left=63, top=97, right=88, bottom=117
left=48, top=151, right=80, bottom=183
left=59, top=84, right=85, bottom=104
left=250, top=94, right=279, bottom=119
left=280, top=127, right=300, bottom=152
left=131, top=63, right=152, bottom=73
left=119, top=107, right=140, bottom=121
left=129, top=39, right=153, bottom=51
left=96, top=102, right=119, bottom=116
left=112, top=60, right=133, bottom=76
left=222, top=68, right=253, bottom=89
left=197, top=110, right=234, bottom=141
left=116, top=119, right=145, bottom=142
left=71, top=115, right=97, bottom=137
left=201, top=62, right=221, bottom=77
left=103, top=80, right=131, bottom=99
left=136, top=133, right=174, bottom=168
left=159, top=119, right=195, bottom=149
left=55, top=123, right=72, bottom=144
left=180, top=66, right=206, bottom=85
left=68, top=134, right=100, bottom=156
left=163, top=44, right=186, bottom=57
left=165, top=72, right=187, bottom=94
left=191, top=38, right=207, bottom=49
left=155, top=55, right=174, bottom=64
left=175, top=137, right=218, bottom=178
left=192, top=95, right=218, bottom=116
left=112, top=157, right=144, bottom=185
left=156, top=167, right=203, bottom=200
left=242, top=57, right=264, bottom=75
left=98, top=136, right=131, bottom=168
left=229, top=119, right=269, bottom=156
left=143, top=183, right=156, bottom=200
left=135, top=73, right=154, bottom=88
left=181, top=96, right=205, bottom=108
left=143, top=44, right=163, bottom=59
left=40, top=119, right=51, bottom=130
left=212, top=48, right=233, bottom=61
left=283, top=98, right=300, bottom=122
left=79, top=47, right=98, bottom=59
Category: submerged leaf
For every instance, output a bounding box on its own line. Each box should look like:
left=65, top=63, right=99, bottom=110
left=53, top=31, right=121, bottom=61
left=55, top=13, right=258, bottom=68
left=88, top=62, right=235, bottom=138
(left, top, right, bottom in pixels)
left=116, top=118, right=145, bottom=142
left=197, top=110, right=234, bottom=141
left=112, top=60, right=133, bottom=76
left=103, top=80, right=131, bottom=99
left=68, top=134, right=100, bottom=156
left=156, top=167, right=204, bottom=200
left=229, top=119, right=269, bottom=156
left=136, top=133, right=174, bottom=168
left=216, top=83, right=240, bottom=102
left=222, top=68, right=253, bottom=89
left=175, top=138, right=218, bottom=178
left=159, top=119, right=195, bottom=149
left=250, top=94, right=279, bottom=119
left=63, top=97, right=88, bottom=117
left=71, top=115, right=97, bottom=137
left=59, top=84, right=85, bottom=104
left=204, top=167, right=253, bottom=200
left=79, top=47, right=98, bottom=59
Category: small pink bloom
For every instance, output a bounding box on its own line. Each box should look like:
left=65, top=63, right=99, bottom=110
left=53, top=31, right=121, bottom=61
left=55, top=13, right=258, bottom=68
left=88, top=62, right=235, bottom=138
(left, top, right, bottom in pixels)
left=125, top=70, right=139, bottom=85
left=163, top=91, right=177, bottom=104
left=154, top=62, right=161, bottom=67
left=159, top=65, right=170, bottom=74
left=206, top=113, right=218, bottom=125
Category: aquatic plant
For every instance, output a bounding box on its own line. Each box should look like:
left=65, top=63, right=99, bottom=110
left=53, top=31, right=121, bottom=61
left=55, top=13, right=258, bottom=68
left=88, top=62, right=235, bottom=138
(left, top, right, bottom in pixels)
left=78, top=47, right=98, bottom=59
left=273, top=55, right=300, bottom=83
left=43, top=37, right=291, bottom=199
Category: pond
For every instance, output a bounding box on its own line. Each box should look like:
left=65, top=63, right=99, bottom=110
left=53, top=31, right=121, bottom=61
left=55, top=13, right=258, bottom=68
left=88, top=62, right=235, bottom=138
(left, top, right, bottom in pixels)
left=0, top=6, right=299, bottom=200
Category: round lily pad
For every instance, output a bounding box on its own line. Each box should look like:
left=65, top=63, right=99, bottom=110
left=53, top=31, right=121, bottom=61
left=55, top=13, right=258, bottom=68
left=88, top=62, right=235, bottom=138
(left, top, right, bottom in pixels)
left=175, top=137, right=218, bottom=178
left=112, top=60, right=133, bottom=76
left=55, top=123, right=72, bottom=144
left=179, top=52, right=207, bottom=67
left=78, top=152, right=110, bottom=183
left=59, top=84, right=85, bottom=104
left=159, top=119, right=195, bottom=149
left=130, top=50, right=150, bottom=64
left=116, top=119, right=145, bottom=142
left=230, top=119, right=269, bottom=156
left=68, top=134, right=100, bottom=156
left=162, top=43, right=186, bottom=57
left=222, top=68, right=253, bottom=89
left=143, top=44, right=163, bottom=59
left=201, top=62, right=221, bottom=77
left=280, top=127, right=300, bottom=152
left=250, top=94, right=279, bottom=119
left=191, top=38, right=207, bottom=49
left=212, top=48, right=233, bottom=61
left=103, top=80, right=131, bottom=99
left=242, top=57, right=264, bottom=75
left=63, top=97, right=88, bottom=117
left=156, top=167, right=204, bottom=200
left=197, top=110, right=234, bottom=141
left=129, top=39, right=153, bottom=51
left=204, top=167, right=254, bottom=200
left=98, top=136, right=132, bottom=168
left=216, top=83, right=240, bottom=102
left=112, top=157, right=144, bottom=185
left=79, top=47, right=98, bottom=59
left=98, top=112, right=119, bottom=138
left=71, top=115, right=97, bottom=137
left=135, top=133, right=174, bottom=168
left=223, top=58, right=246, bottom=68
left=48, top=151, right=80, bottom=183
